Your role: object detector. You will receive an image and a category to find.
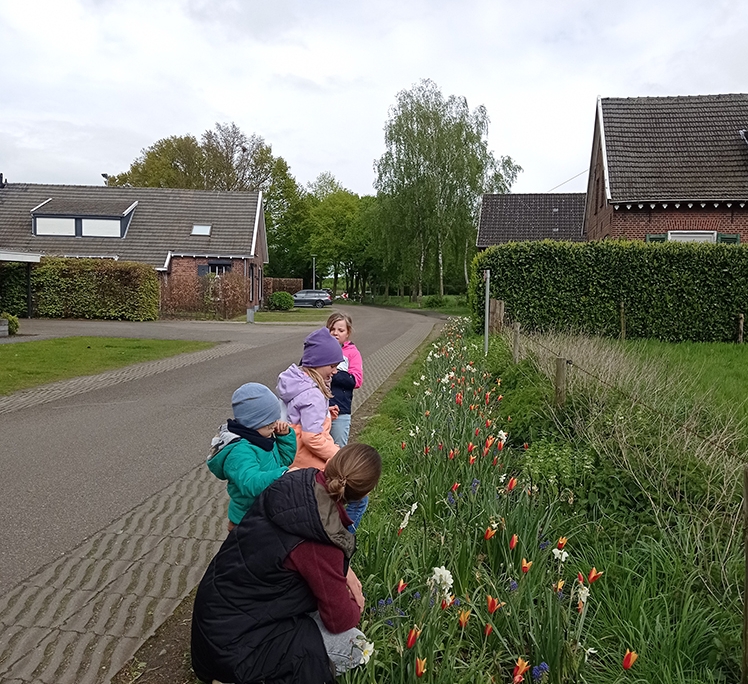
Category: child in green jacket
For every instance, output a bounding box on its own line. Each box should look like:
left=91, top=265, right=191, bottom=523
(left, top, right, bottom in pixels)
left=208, top=382, right=297, bottom=531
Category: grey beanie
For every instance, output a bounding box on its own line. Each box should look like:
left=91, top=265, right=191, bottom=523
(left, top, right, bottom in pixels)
left=301, top=328, right=344, bottom=368
left=231, top=382, right=281, bottom=430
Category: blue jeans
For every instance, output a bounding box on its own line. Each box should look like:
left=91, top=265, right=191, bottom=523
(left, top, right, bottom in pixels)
left=330, top=413, right=351, bottom=447
left=345, top=496, right=369, bottom=533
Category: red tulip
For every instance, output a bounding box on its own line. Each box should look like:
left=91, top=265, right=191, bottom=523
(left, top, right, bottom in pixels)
left=468, top=442, right=475, bottom=453
left=484, top=527, right=497, bottom=540
left=507, top=476, right=518, bottom=492
left=401, top=441, right=406, bottom=450
left=485, top=418, right=492, bottom=427
left=441, top=595, right=454, bottom=610
left=509, top=533, right=518, bottom=550
left=622, top=649, right=638, bottom=670
left=557, top=536, right=568, bottom=550
left=523, top=442, right=529, bottom=450
left=521, top=558, right=533, bottom=573
left=416, top=656, right=427, bottom=678
left=424, top=410, right=430, bottom=417
left=588, top=567, right=603, bottom=583
left=396, top=579, right=407, bottom=594
left=486, top=595, right=503, bottom=614
left=448, top=449, right=455, bottom=460
left=458, top=609, right=471, bottom=628
left=469, top=455, right=476, bottom=465
left=492, top=456, right=498, bottom=466
left=497, top=441, right=504, bottom=451
left=484, top=623, right=493, bottom=636
left=513, top=657, right=530, bottom=683
left=423, top=446, right=430, bottom=454
left=437, top=442, right=443, bottom=451
left=451, top=482, right=460, bottom=492
left=406, top=626, right=420, bottom=649
left=455, top=392, right=463, bottom=406
left=577, top=572, right=585, bottom=584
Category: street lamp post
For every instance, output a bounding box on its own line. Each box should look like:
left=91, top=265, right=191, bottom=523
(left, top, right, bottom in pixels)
left=311, top=254, right=317, bottom=289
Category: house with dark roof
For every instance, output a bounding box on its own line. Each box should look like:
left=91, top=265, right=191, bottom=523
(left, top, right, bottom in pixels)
left=0, top=181, right=268, bottom=311
left=584, top=94, right=748, bottom=244
left=477, top=193, right=586, bottom=248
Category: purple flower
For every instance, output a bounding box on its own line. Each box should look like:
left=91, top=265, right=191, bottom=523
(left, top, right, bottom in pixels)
left=385, top=619, right=394, bottom=627
left=532, top=662, right=550, bottom=681
left=509, top=580, right=518, bottom=592
left=471, top=478, right=480, bottom=494
left=454, top=598, right=461, bottom=606
left=539, top=540, right=550, bottom=550
left=385, top=597, right=393, bottom=605
left=447, top=492, right=456, bottom=505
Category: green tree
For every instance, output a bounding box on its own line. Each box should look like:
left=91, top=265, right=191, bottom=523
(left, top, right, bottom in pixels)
left=374, top=79, right=521, bottom=296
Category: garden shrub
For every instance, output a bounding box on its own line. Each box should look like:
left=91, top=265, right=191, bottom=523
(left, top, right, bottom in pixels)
left=0, top=311, right=19, bottom=335
left=0, top=263, right=28, bottom=317
left=423, top=294, right=445, bottom=308
left=268, top=290, right=294, bottom=311
left=32, top=258, right=159, bottom=321
left=470, top=240, right=748, bottom=342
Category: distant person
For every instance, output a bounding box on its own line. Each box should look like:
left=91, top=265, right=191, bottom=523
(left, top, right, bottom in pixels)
left=277, top=328, right=343, bottom=471
left=207, top=382, right=297, bottom=532
left=326, top=312, right=368, bottom=530
left=191, top=443, right=382, bottom=684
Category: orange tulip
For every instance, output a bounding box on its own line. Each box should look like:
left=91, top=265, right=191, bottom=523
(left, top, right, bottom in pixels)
left=588, top=567, right=604, bottom=583
left=406, top=626, right=420, bottom=649
left=521, top=558, right=533, bottom=573
left=553, top=579, right=565, bottom=593
left=622, top=649, right=638, bottom=670
left=448, top=449, right=455, bottom=460
left=401, top=442, right=406, bottom=450
left=509, top=533, right=518, bottom=550
left=523, top=442, right=529, bottom=450
left=486, top=595, right=504, bottom=614
left=458, top=609, right=471, bottom=628
left=455, top=392, right=463, bottom=406
left=507, top=476, right=518, bottom=492
left=484, top=623, right=493, bottom=636
left=557, top=536, right=568, bottom=550
left=484, top=527, right=497, bottom=540
left=468, top=442, right=475, bottom=453
left=416, top=656, right=427, bottom=678
left=513, top=657, right=531, bottom=683
left=497, top=440, right=504, bottom=451
left=397, top=579, right=408, bottom=594
left=469, top=455, right=477, bottom=465
left=441, top=595, right=454, bottom=610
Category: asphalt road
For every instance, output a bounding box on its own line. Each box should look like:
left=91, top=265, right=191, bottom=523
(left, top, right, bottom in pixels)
left=0, top=305, right=425, bottom=594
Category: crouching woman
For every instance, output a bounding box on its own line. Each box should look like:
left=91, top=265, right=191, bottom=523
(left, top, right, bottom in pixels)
left=191, top=443, right=381, bottom=684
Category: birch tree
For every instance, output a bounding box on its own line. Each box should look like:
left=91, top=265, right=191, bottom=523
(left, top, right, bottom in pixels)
left=375, top=79, right=521, bottom=295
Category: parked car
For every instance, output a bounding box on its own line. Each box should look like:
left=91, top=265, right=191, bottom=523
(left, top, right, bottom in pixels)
left=292, top=289, right=333, bottom=308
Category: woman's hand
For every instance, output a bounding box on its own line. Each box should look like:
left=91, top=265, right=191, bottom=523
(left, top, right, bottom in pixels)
left=329, top=405, right=340, bottom=421
left=346, top=567, right=365, bottom=612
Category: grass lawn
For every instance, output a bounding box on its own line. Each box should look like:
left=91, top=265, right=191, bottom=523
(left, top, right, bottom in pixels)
left=623, top=338, right=748, bottom=424
left=0, top=337, right=214, bottom=395
left=252, top=309, right=332, bottom=323
left=364, top=294, right=470, bottom=317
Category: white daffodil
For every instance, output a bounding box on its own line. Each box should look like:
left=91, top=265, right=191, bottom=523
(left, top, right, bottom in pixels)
left=585, top=647, right=598, bottom=662
left=497, top=430, right=508, bottom=442
left=355, top=636, right=375, bottom=665
left=399, top=502, right=418, bottom=531
left=552, top=548, right=569, bottom=563
left=577, top=585, right=590, bottom=604
left=428, top=565, right=454, bottom=600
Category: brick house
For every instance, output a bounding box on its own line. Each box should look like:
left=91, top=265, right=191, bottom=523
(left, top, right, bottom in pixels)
left=0, top=181, right=268, bottom=311
left=583, top=94, right=748, bottom=244
left=477, top=193, right=586, bottom=248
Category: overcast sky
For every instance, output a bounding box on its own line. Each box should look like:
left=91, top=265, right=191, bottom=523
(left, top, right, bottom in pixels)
left=1, top=0, right=746, bottom=197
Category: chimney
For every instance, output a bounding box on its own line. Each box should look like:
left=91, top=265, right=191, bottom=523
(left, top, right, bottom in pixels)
left=0, top=173, right=6, bottom=188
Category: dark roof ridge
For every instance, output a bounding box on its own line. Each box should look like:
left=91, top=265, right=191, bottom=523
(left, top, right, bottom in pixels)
left=3, top=182, right=260, bottom=197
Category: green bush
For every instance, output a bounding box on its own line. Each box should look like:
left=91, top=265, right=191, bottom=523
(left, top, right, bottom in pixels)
left=32, top=258, right=159, bottom=321
left=268, top=291, right=294, bottom=311
left=423, top=294, right=445, bottom=308
left=0, top=263, right=28, bottom=317
left=470, top=240, right=748, bottom=342
left=0, top=311, right=19, bottom=335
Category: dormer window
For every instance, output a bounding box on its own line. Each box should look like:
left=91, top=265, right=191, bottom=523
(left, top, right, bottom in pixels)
left=31, top=199, right=137, bottom=238
left=192, top=224, right=212, bottom=236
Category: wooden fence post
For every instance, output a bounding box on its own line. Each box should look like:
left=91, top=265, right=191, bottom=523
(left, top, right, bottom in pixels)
left=739, top=313, right=744, bottom=344
left=489, top=299, right=505, bottom=334
left=555, top=357, right=567, bottom=406
left=620, top=301, right=626, bottom=341
left=512, top=322, right=521, bottom=364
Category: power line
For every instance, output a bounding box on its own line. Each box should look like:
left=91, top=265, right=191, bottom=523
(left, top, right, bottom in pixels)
left=547, top=169, right=588, bottom=193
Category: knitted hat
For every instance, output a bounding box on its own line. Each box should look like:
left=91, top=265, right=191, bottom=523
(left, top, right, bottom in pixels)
left=231, top=383, right=281, bottom=430
left=301, top=328, right=344, bottom=368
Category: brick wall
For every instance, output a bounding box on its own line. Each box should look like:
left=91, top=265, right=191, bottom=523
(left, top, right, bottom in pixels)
left=609, top=204, right=748, bottom=241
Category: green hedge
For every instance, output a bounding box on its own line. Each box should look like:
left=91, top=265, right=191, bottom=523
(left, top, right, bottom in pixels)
left=32, top=258, right=159, bottom=321
left=0, top=263, right=29, bottom=317
left=470, top=240, right=748, bottom=342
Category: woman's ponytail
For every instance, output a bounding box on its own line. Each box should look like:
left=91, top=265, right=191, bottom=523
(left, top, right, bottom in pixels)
left=325, top=443, right=382, bottom=503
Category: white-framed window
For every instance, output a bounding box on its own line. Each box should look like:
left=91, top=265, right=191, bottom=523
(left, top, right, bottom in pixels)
left=82, top=218, right=121, bottom=237
left=36, top=217, right=76, bottom=236
left=192, top=224, right=211, bottom=236
left=667, top=230, right=717, bottom=243
left=209, top=263, right=231, bottom=275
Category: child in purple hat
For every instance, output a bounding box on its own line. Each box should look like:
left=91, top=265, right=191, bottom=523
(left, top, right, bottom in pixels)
left=277, top=328, right=344, bottom=471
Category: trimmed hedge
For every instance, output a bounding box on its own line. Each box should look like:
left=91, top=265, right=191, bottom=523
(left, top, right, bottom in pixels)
left=470, top=240, right=748, bottom=342
left=0, top=263, right=29, bottom=317
left=33, top=258, right=159, bottom=321
left=268, top=291, right=295, bottom=311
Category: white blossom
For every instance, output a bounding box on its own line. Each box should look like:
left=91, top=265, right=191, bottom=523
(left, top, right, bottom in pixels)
left=552, top=548, right=569, bottom=563
left=399, top=502, right=418, bottom=530
left=428, top=565, right=454, bottom=600
left=497, top=430, right=508, bottom=442
left=577, top=585, right=590, bottom=604
left=355, top=636, right=375, bottom=665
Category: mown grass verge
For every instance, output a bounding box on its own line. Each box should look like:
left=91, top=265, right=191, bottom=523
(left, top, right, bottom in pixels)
left=0, top=337, right=214, bottom=395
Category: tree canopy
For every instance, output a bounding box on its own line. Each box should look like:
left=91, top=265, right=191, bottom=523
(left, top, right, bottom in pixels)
left=374, top=79, right=521, bottom=296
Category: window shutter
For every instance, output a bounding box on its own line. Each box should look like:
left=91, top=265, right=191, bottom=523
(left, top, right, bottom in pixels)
left=646, top=234, right=667, bottom=243
left=717, top=233, right=740, bottom=244
left=197, top=264, right=210, bottom=276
